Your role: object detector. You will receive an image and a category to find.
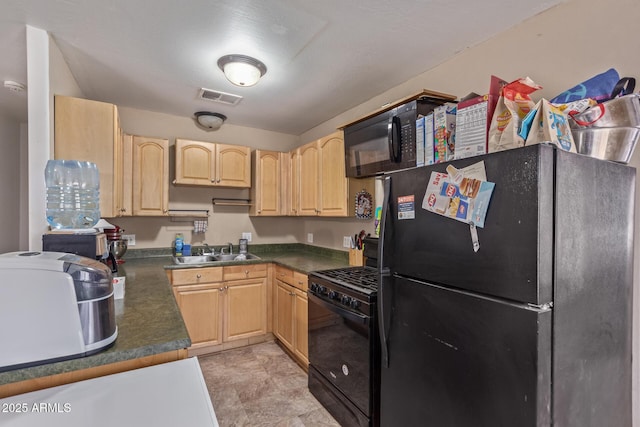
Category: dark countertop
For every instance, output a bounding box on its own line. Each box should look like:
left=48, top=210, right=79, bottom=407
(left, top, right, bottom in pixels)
left=0, top=244, right=350, bottom=387
left=158, top=243, right=351, bottom=273
left=0, top=257, right=191, bottom=386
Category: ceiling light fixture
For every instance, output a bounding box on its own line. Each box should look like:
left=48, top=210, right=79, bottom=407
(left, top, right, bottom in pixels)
left=217, top=54, right=267, bottom=87
left=194, top=111, right=227, bottom=131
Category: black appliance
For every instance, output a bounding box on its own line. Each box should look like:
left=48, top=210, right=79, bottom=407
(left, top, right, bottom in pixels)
left=42, top=232, right=118, bottom=274
left=344, top=97, right=449, bottom=178
left=308, top=258, right=380, bottom=427
left=377, top=144, right=634, bottom=426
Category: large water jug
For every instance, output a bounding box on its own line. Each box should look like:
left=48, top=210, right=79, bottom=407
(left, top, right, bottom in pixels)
left=45, top=160, right=100, bottom=229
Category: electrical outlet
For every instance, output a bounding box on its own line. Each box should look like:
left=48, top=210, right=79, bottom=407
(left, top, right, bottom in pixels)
left=307, top=233, right=314, bottom=243
left=122, top=234, right=136, bottom=246
left=343, top=236, right=351, bottom=248
left=242, top=232, right=252, bottom=242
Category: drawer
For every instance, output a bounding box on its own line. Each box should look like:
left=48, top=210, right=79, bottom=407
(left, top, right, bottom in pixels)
left=292, top=271, right=308, bottom=291
left=274, top=265, right=294, bottom=286
left=223, top=263, right=268, bottom=281
left=170, top=267, right=223, bottom=286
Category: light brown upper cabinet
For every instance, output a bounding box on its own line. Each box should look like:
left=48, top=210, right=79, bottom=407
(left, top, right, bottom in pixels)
left=287, top=149, right=300, bottom=216
left=298, top=141, right=320, bottom=216
left=289, top=130, right=348, bottom=217
left=131, top=135, right=169, bottom=216
left=174, top=139, right=251, bottom=188
left=250, top=150, right=283, bottom=216
left=54, top=95, right=126, bottom=218
left=318, top=131, right=348, bottom=216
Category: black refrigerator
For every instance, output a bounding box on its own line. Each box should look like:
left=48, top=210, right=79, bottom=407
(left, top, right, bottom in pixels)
left=377, top=144, right=634, bottom=426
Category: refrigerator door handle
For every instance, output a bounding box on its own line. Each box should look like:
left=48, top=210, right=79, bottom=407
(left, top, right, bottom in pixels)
left=378, top=176, right=391, bottom=274
left=378, top=176, right=392, bottom=368
left=378, top=274, right=391, bottom=368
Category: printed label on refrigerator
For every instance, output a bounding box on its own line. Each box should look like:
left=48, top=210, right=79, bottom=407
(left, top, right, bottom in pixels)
left=397, top=195, right=415, bottom=220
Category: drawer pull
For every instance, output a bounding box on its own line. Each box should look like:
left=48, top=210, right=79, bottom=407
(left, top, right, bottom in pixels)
left=196, top=274, right=202, bottom=279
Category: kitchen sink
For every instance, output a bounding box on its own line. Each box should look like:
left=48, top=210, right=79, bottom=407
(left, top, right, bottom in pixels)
left=212, top=253, right=261, bottom=261
left=172, top=253, right=260, bottom=265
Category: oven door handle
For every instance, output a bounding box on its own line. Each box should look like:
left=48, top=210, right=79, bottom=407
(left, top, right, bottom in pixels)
left=308, top=293, right=369, bottom=325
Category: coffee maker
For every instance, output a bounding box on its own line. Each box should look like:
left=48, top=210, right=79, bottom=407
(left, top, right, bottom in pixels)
left=42, top=231, right=118, bottom=274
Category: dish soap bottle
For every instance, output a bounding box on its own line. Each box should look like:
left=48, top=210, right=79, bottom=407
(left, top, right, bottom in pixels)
left=174, top=233, right=184, bottom=256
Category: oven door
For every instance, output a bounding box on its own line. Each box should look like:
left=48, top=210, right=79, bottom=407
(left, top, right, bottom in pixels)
left=308, top=292, right=372, bottom=416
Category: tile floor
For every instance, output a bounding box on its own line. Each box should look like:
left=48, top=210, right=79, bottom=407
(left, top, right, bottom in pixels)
left=198, top=341, right=341, bottom=427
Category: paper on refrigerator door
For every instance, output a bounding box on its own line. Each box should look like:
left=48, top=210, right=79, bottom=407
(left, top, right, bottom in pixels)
left=421, top=162, right=495, bottom=228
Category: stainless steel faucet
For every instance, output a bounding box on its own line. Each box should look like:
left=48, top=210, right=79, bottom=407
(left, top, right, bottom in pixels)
left=227, top=242, right=233, bottom=255
left=202, top=243, right=213, bottom=255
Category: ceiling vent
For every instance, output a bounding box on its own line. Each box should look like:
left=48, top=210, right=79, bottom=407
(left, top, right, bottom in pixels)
left=198, top=88, right=243, bottom=106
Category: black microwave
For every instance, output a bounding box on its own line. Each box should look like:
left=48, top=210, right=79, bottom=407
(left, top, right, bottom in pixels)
left=343, top=97, right=448, bottom=178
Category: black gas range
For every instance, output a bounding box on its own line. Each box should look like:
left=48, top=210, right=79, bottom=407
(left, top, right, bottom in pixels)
left=307, top=262, right=381, bottom=427
left=309, top=266, right=378, bottom=315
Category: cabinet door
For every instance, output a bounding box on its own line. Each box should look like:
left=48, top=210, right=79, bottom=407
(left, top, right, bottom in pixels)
left=132, top=136, right=169, bottom=216
left=288, top=149, right=300, bottom=216
left=54, top=96, right=120, bottom=217
left=174, top=139, right=216, bottom=185
left=318, top=131, right=348, bottom=217
left=216, top=144, right=251, bottom=187
left=224, top=278, right=267, bottom=341
left=293, top=288, right=309, bottom=365
left=298, top=141, right=320, bottom=216
left=251, top=150, right=281, bottom=216
left=120, top=134, right=133, bottom=216
left=274, top=280, right=295, bottom=351
left=174, top=284, right=222, bottom=346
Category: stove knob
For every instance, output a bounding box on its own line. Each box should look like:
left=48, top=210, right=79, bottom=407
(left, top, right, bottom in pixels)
left=310, top=283, right=318, bottom=292
left=328, top=290, right=338, bottom=300
left=341, top=295, right=352, bottom=306
left=350, top=300, right=361, bottom=310
left=319, top=286, right=327, bottom=295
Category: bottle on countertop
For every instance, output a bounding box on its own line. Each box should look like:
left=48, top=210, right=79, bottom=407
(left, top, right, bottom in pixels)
left=239, top=238, right=248, bottom=254
left=45, top=159, right=100, bottom=230
left=174, top=233, right=184, bottom=256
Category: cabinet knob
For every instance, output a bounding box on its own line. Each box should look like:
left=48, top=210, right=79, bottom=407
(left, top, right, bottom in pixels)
left=211, top=178, right=215, bottom=183
left=196, top=274, right=202, bottom=279
left=244, top=270, right=249, bottom=277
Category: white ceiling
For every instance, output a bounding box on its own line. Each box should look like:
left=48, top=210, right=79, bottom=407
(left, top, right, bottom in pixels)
left=0, top=0, right=562, bottom=135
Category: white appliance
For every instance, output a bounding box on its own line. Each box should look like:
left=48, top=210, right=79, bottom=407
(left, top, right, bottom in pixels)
left=0, top=251, right=117, bottom=372
left=0, top=357, right=219, bottom=427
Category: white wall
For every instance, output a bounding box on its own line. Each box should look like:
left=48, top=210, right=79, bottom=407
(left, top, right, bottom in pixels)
left=26, top=26, right=51, bottom=250
left=25, top=27, right=84, bottom=250
left=0, top=114, right=21, bottom=252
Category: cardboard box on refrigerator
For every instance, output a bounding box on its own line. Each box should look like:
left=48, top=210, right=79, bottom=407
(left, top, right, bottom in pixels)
left=455, top=76, right=507, bottom=160
left=434, top=103, right=457, bottom=163
left=416, top=116, right=425, bottom=167
left=424, top=112, right=434, bottom=165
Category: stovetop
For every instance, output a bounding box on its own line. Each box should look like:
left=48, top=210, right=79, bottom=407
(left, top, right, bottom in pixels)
left=309, top=266, right=379, bottom=295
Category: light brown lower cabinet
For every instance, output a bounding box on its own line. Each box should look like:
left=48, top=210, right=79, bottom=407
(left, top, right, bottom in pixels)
left=169, top=264, right=268, bottom=353
left=273, top=266, right=309, bottom=367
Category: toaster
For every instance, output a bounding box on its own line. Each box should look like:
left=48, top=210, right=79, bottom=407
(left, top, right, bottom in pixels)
left=0, top=251, right=118, bottom=372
